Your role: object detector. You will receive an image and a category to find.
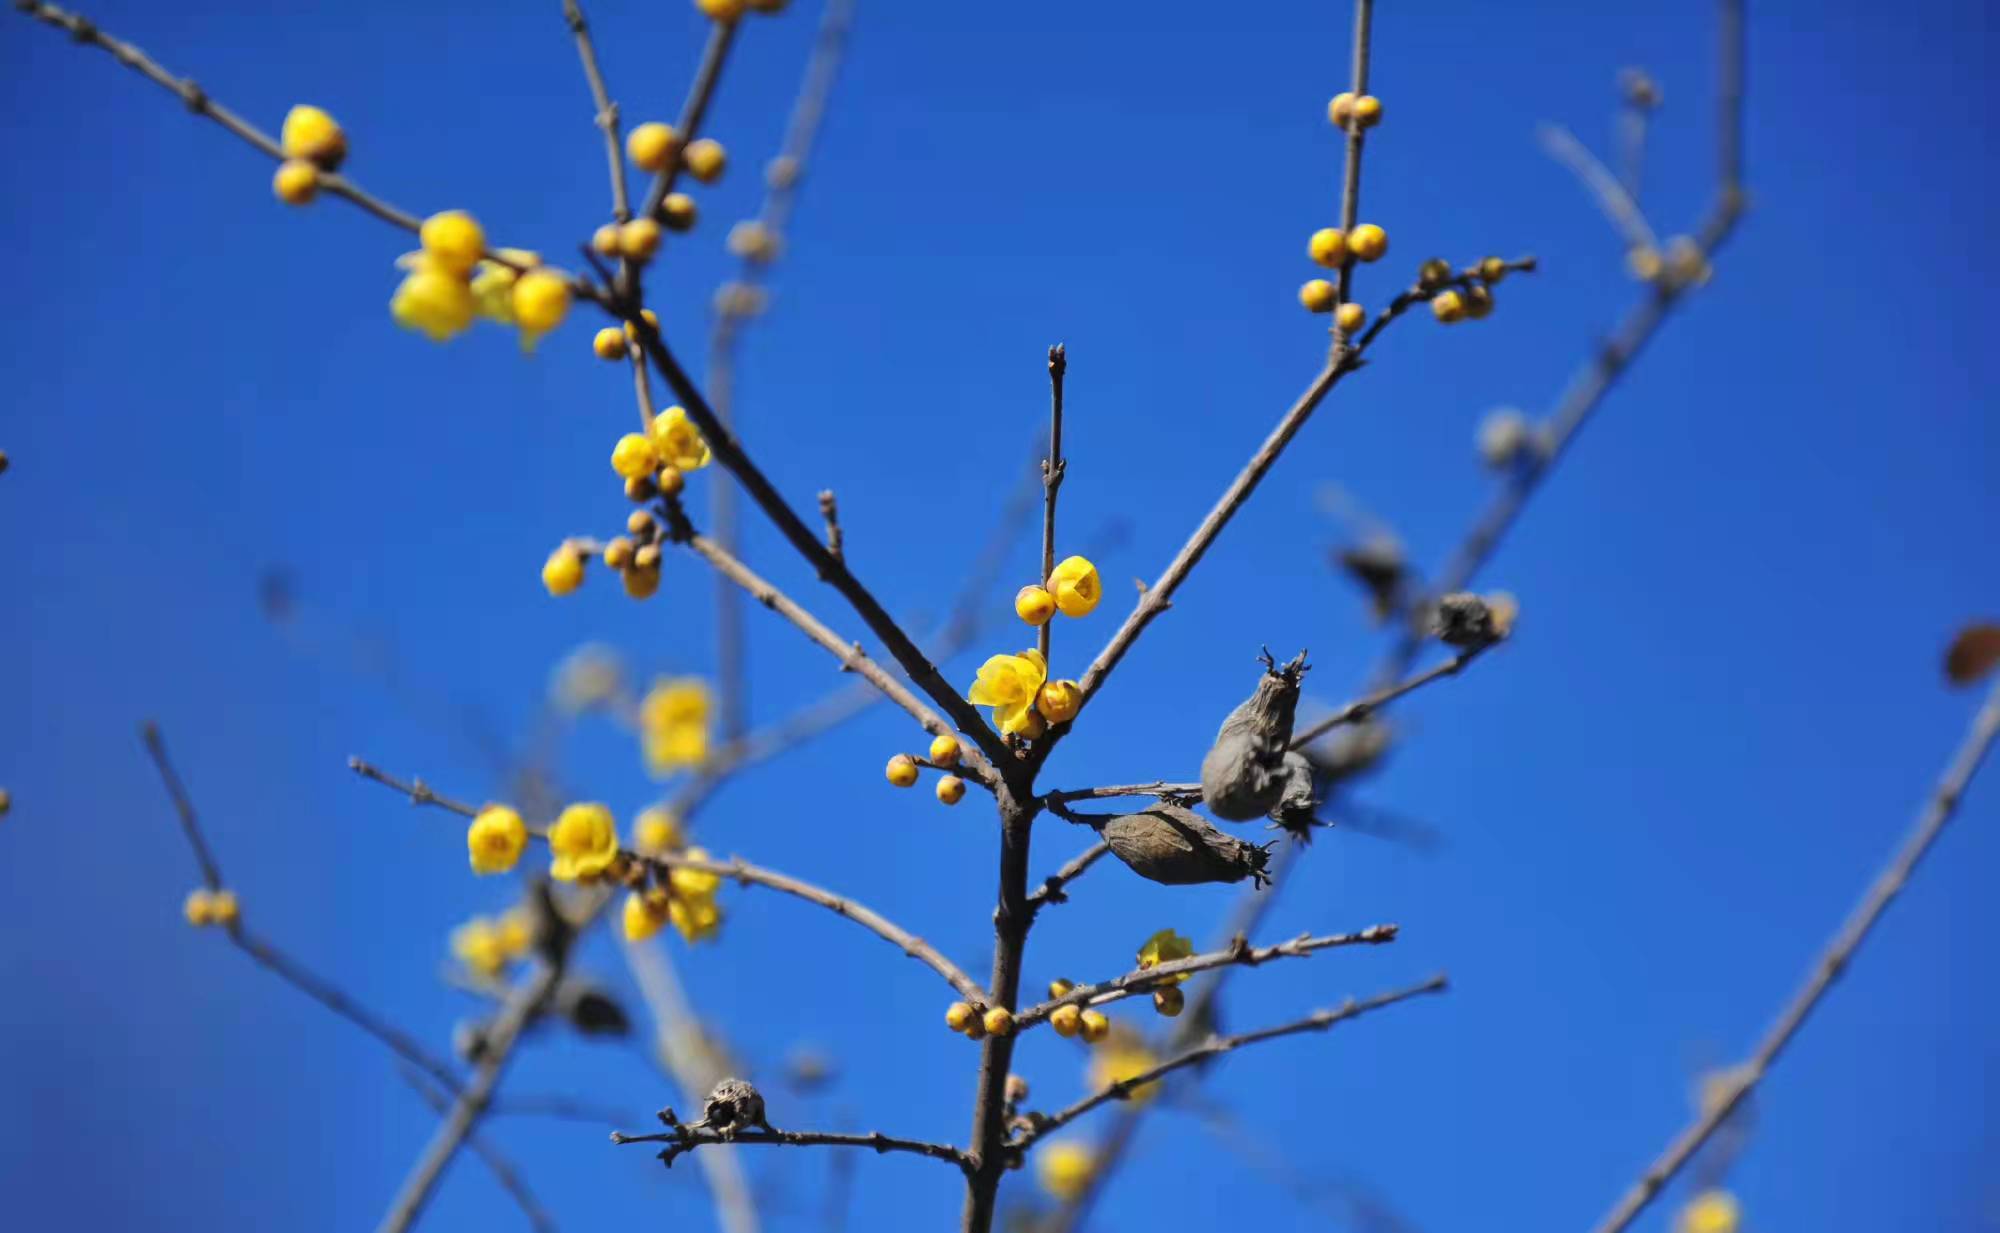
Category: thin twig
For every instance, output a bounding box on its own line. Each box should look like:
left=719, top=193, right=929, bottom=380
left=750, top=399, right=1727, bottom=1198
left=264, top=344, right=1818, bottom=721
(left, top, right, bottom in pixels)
left=1038, top=344, right=1067, bottom=665
left=139, top=721, right=223, bottom=889
left=1586, top=678, right=2000, bottom=1233
left=819, top=490, right=845, bottom=563
left=1011, top=974, right=1447, bottom=1150
left=1539, top=123, right=1660, bottom=254
left=1288, top=641, right=1495, bottom=749
left=1023, top=840, right=1111, bottom=915
left=614, top=1120, right=974, bottom=1176
left=562, top=0, right=631, bottom=223
left=1329, top=0, right=1375, bottom=344
left=401, top=1069, right=559, bottom=1233
left=1014, top=926, right=1400, bottom=1028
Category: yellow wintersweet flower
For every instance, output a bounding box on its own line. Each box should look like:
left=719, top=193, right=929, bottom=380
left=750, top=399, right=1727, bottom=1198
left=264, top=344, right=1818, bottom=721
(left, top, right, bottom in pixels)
left=967, top=648, right=1047, bottom=736
left=390, top=264, right=476, bottom=342
left=467, top=248, right=544, bottom=327
left=641, top=677, right=712, bottom=774
left=511, top=268, right=573, bottom=348
left=1047, top=556, right=1101, bottom=618
left=635, top=806, right=684, bottom=854
left=1086, top=1028, right=1161, bottom=1103
left=420, top=210, right=486, bottom=279
left=496, top=905, right=536, bottom=957
left=183, top=888, right=215, bottom=927
left=623, top=890, right=671, bottom=942
left=1136, top=928, right=1194, bottom=983
left=450, top=916, right=509, bottom=977
left=1676, top=1191, right=1741, bottom=1233
left=280, top=104, right=346, bottom=169
left=669, top=890, right=723, bottom=942
left=548, top=802, right=620, bottom=882
left=1037, top=1141, right=1097, bottom=1201
left=669, top=847, right=723, bottom=898
left=650, top=405, right=713, bottom=472
left=209, top=890, right=240, bottom=925
left=466, top=804, right=527, bottom=875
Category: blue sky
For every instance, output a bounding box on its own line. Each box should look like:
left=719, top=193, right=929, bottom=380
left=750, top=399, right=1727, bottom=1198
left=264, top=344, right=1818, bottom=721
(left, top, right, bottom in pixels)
left=2, top=1, right=1996, bottom=1231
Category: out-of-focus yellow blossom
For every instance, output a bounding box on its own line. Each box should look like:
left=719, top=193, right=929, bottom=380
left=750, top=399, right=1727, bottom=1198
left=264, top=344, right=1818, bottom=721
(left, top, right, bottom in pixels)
left=420, top=210, right=486, bottom=278
left=280, top=104, right=346, bottom=169
left=208, top=890, right=240, bottom=925
left=466, top=248, right=543, bottom=330
left=968, top=648, right=1048, bottom=737
left=683, top=138, right=728, bottom=183
left=390, top=263, right=476, bottom=342
left=661, top=192, right=699, bottom=232
left=619, top=217, right=663, bottom=261
left=273, top=160, right=318, bottom=205
left=623, top=890, right=671, bottom=942
left=466, top=804, right=527, bottom=875
left=591, top=223, right=621, bottom=256
left=650, top=405, right=713, bottom=472
left=511, top=268, right=573, bottom=343
left=1676, top=1191, right=1741, bottom=1233
left=543, top=546, right=586, bottom=596
left=641, top=677, right=712, bottom=774
left=1136, top=928, right=1194, bottom=982
left=635, top=806, right=685, bottom=854
left=612, top=432, right=659, bottom=480
left=1036, top=680, right=1082, bottom=724
left=593, top=327, right=628, bottom=360
left=668, top=848, right=723, bottom=899
left=1047, top=556, right=1101, bottom=618
left=548, top=802, right=619, bottom=881
left=450, top=916, right=509, bottom=977
left=1087, top=1028, right=1161, bottom=1103
left=1037, top=1141, right=1097, bottom=1201
left=669, top=888, right=723, bottom=942
left=496, top=906, right=536, bottom=957
left=623, top=563, right=661, bottom=600
left=183, top=888, right=216, bottom=927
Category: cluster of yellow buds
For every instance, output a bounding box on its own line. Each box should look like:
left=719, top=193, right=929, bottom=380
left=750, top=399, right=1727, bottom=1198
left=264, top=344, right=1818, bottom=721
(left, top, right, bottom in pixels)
left=624, top=119, right=730, bottom=186
left=614, top=404, right=712, bottom=498
left=640, top=677, right=712, bottom=774
left=884, top=733, right=967, bottom=806
left=943, top=999, right=1018, bottom=1042
left=1425, top=255, right=1512, bottom=324
left=1043, top=980, right=1112, bottom=1043
left=951, top=554, right=1098, bottom=743
left=389, top=209, right=571, bottom=347
left=622, top=845, right=725, bottom=945
left=1296, top=91, right=1389, bottom=325
left=449, top=906, right=536, bottom=978
left=602, top=508, right=666, bottom=599
left=272, top=104, right=345, bottom=205
left=541, top=407, right=714, bottom=600
left=182, top=886, right=241, bottom=928
left=1134, top=928, right=1193, bottom=1017
left=1627, top=235, right=1712, bottom=291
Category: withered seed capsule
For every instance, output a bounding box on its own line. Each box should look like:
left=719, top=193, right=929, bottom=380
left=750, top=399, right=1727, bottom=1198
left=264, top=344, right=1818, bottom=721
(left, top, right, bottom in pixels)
left=1430, top=592, right=1498, bottom=647
left=1098, top=804, right=1272, bottom=887
left=1198, top=650, right=1310, bottom=821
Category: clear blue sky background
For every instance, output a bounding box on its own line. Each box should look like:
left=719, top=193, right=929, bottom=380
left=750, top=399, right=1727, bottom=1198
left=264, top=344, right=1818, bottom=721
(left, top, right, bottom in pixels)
left=3, top=1, right=1995, bottom=1230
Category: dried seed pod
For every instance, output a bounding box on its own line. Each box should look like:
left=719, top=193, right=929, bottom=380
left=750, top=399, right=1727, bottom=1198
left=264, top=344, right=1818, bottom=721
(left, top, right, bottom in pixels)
left=554, top=977, right=633, bottom=1037
left=1945, top=622, right=2000, bottom=687
left=1199, top=651, right=1310, bottom=821
left=1304, top=717, right=1394, bottom=786
left=1335, top=534, right=1408, bottom=622
left=694, top=1078, right=771, bottom=1138
left=1098, top=804, right=1272, bottom=887
left=1430, top=592, right=1498, bottom=647
left=1267, top=750, right=1324, bottom=842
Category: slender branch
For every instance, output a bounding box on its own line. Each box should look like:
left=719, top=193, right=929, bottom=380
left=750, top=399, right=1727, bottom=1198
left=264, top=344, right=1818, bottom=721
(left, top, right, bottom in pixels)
left=1014, top=926, right=1399, bottom=1028
left=819, top=490, right=845, bottom=563
left=562, top=0, right=631, bottom=223
left=139, top=721, right=223, bottom=889
left=401, top=1069, right=559, bottom=1233
left=1038, top=344, right=1067, bottom=665
left=614, top=1121, right=973, bottom=1176
left=1289, top=641, right=1495, bottom=749
left=349, top=758, right=992, bottom=1005
left=1012, top=974, right=1447, bottom=1150
left=1539, top=123, right=1660, bottom=253
left=1587, top=678, right=2000, bottom=1233
left=960, top=792, right=1038, bottom=1232
left=1024, top=840, right=1111, bottom=916
left=1329, top=0, right=1374, bottom=345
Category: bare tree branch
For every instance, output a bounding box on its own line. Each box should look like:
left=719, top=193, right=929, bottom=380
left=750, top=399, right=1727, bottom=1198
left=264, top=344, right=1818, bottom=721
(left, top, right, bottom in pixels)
left=1024, top=840, right=1111, bottom=916
left=1037, top=344, right=1067, bottom=665
left=614, top=1117, right=973, bottom=1176
left=1539, top=123, right=1659, bottom=253
left=401, top=1068, right=560, bottom=1233
left=560, top=0, right=631, bottom=224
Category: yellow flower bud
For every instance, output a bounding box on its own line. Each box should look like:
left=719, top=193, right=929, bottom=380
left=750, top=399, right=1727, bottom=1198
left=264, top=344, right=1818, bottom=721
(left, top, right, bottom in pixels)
left=183, top=888, right=215, bottom=927
left=982, top=1007, right=1015, bottom=1038
left=209, top=889, right=240, bottom=926
left=602, top=537, right=634, bottom=571
left=1336, top=301, right=1366, bottom=333
left=1676, top=1191, right=1741, bottom=1233
left=420, top=211, right=486, bottom=279
left=1463, top=284, right=1495, bottom=320
left=542, top=547, right=585, bottom=596
left=683, top=138, right=728, bottom=184
left=1431, top=289, right=1466, bottom=323
left=623, top=563, right=661, bottom=600
left=1078, top=1008, right=1110, bottom=1043
left=619, top=217, right=663, bottom=262
left=656, top=466, right=686, bottom=496
left=936, top=775, right=967, bottom=806
left=280, top=104, right=346, bottom=169
left=623, top=308, right=662, bottom=340
left=886, top=754, right=919, bottom=788
left=1048, top=978, right=1075, bottom=998
left=696, top=0, right=747, bottom=19
left=636, top=807, right=684, bottom=854
left=627, top=122, right=681, bottom=173
left=1327, top=91, right=1355, bottom=127
left=1038, top=1141, right=1097, bottom=1201
left=467, top=805, right=528, bottom=875
left=1350, top=94, right=1383, bottom=129
left=272, top=159, right=318, bottom=205
left=511, top=269, right=573, bottom=334
left=928, top=734, right=962, bottom=766
left=623, top=890, right=670, bottom=942
left=612, top=432, right=659, bottom=479
left=592, top=223, right=622, bottom=256
left=650, top=405, right=713, bottom=472
left=1418, top=257, right=1454, bottom=288
left=1298, top=279, right=1337, bottom=313
left=1048, top=556, right=1101, bottom=618
left=1478, top=256, right=1508, bottom=283
left=945, top=1001, right=977, bottom=1032
left=627, top=509, right=656, bottom=538
left=1152, top=986, right=1185, bottom=1017
left=1049, top=1003, right=1083, bottom=1038
left=1015, top=585, right=1056, bottom=626
left=661, top=193, right=699, bottom=232
left=1308, top=227, right=1347, bottom=268
left=1036, top=680, right=1082, bottom=724
left=1347, top=223, right=1388, bottom=262
left=593, top=327, right=628, bottom=361
left=390, top=268, right=476, bottom=342
left=625, top=475, right=658, bottom=503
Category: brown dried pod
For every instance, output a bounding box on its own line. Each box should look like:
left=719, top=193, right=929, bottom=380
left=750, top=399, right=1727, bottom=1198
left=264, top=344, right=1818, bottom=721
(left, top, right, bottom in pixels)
left=694, top=1078, right=771, bottom=1138
left=1335, top=534, right=1407, bottom=622
left=1944, top=622, right=2000, bottom=687
left=1307, top=717, right=1394, bottom=785
left=1098, top=804, right=1273, bottom=887
left=1268, top=750, right=1324, bottom=842
left=1199, top=650, right=1310, bottom=821
left=1430, top=591, right=1497, bottom=647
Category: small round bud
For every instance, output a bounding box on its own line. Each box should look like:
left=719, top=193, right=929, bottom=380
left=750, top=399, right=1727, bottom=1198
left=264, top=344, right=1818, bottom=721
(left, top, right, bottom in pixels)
left=612, top=432, right=659, bottom=479
left=1347, top=224, right=1388, bottom=262
left=945, top=1001, right=976, bottom=1032
left=280, top=104, right=346, bottom=170
left=632, top=542, right=663, bottom=571
left=1004, top=1074, right=1030, bottom=1104
left=661, top=193, right=699, bottom=232
left=542, top=547, right=586, bottom=596
left=1478, top=256, right=1508, bottom=283
left=1048, top=978, right=1075, bottom=998
left=1627, top=246, right=1663, bottom=283
left=936, top=775, right=967, bottom=806
left=1298, top=279, right=1337, bottom=313
left=727, top=220, right=780, bottom=264
left=962, top=1015, right=987, bottom=1041
left=272, top=159, right=318, bottom=205
left=1049, top=1004, right=1082, bottom=1038
left=512, top=269, right=572, bottom=334
left=1418, top=257, right=1454, bottom=289
left=183, top=888, right=215, bottom=927
left=683, top=138, right=728, bottom=184
left=622, top=564, right=661, bottom=599
left=619, top=218, right=663, bottom=262
left=886, top=754, right=919, bottom=788
left=1308, top=227, right=1348, bottom=268
left=765, top=154, right=800, bottom=188
left=623, top=308, right=661, bottom=341
left=627, top=122, right=680, bottom=174
left=1463, top=284, right=1495, bottom=320
left=1431, top=289, right=1467, bottom=323
left=1477, top=408, right=1533, bottom=469
left=1015, top=585, right=1056, bottom=626
left=696, top=0, right=747, bottom=19
left=592, top=223, right=622, bottom=256
left=981, top=1007, right=1015, bottom=1038
left=1485, top=591, right=1520, bottom=639
left=1152, top=986, right=1185, bottom=1017
left=1335, top=302, right=1366, bottom=333
left=602, top=537, right=635, bottom=571
left=1036, top=680, right=1082, bottom=725
left=928, top=734, right=962, bottom=766
left=1078, top=1009, right=1110, bottom=1044
left=1327, top=92, right=1356, bottom=127
left=627, top=509, right=657, bottom=538
left=593, top=327, right=628, bottom=361
left=420, top=211, right=486, bottom=278
left=1350, top=94, right=1383, bottom=129
left=209, top=890, right=240, bottom=926
left=656, top=466, right=686, bottom=497
left=625, top=475, right=658, bottom=502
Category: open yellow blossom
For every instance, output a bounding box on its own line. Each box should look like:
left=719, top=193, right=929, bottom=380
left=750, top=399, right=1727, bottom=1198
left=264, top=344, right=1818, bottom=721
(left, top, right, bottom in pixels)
left=1676, top=1191, right=1741, bottom=1233
left=669, top=886, right=723, bottom=943
left=650, top=405, right=713, bottom=472
left=280, top=104, right=346, bottom=169
left=1087, top=1028, right=1161, bottom=1103
left=967, top=648, right=1048, bottom=736
left=496, top=906, right=536, bottom=957
left=641, top=677, right=712, bottom=773
left=1136, top=928, right=1194, bottom=983
left=466, top=804, right=527, bottom=875
left=669, top=848, right=723, bottom=898
left=450, top=916, right=509, bottom=977
left=1047, top=556, right=1101, bottom=617
left=636, top=806, right=684, bottom=854
left=1037, top=1141, right=1097, bottom=1201
left=420, top=210, right=486, bottom=278
left=548, top=802, right=619, bottom=881
left=1036, top=680, right=1082, bottom=724
left=511, top=268, right=573, bottom=341
left=390, top=265, right=475, bottom=342
left=623, top=890, right=671, bottom=942
left=466, top=248, right=543, bottom=329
